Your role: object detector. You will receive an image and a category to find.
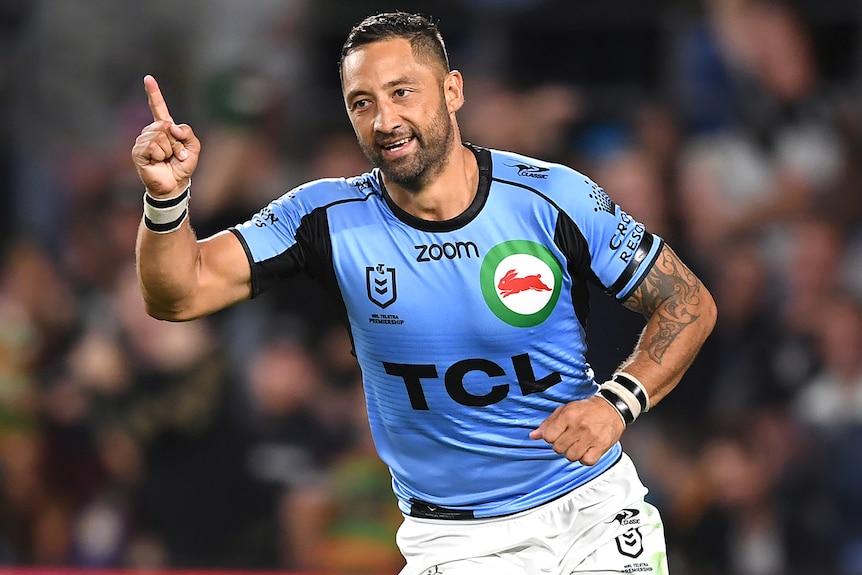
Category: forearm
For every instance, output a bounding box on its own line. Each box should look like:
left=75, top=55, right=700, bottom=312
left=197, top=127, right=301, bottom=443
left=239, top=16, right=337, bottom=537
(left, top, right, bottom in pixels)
left=132, top=76, right=253, bottom=321
left=618, top=300, right=715, bottom=406
left=618, top=245, right=717, bottom=407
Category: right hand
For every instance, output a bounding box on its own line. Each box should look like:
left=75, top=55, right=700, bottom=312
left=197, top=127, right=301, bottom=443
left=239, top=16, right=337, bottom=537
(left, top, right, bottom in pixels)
left=529, top=395, right=625, bottom=466
left=131, top=75, right=200, bottom=197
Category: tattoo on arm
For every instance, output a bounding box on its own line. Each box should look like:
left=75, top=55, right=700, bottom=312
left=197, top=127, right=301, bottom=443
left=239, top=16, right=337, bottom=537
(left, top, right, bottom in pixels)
left=624, top=246, right=702, bottom=364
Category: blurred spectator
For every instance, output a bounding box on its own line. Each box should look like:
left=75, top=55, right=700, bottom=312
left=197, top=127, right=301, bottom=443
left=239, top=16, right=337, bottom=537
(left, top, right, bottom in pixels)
left=703, top=234, right=781, bottom=422
left=788, top=290, right=862, bottom=574
left=8, top=0, right=200, bottom=248
left=35, top=268, right=275, bottom=568
left=459, top=78, right=581, bottom=162
left=186, top=0, right=314, bottom=238
left=237, top=324, right=355, bottom=569
left=792, top=290, right=862, bottom=427
left=766, top=216, right=845, bottom=400
left=109, top=269, right=279, bottom=569
left=674, top=0, right=845, bottom=269
left=286, top=376, right=403, bottom=575
left=0, top=241, right=79, bottom=378
left=695, top=422, right=787, bottom=575
left=0, top=429, right=65, bottom=565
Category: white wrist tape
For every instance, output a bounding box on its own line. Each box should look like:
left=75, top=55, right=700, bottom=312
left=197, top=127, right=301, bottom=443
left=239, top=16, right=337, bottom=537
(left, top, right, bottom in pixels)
left=143, top=182, right=190, bottom=234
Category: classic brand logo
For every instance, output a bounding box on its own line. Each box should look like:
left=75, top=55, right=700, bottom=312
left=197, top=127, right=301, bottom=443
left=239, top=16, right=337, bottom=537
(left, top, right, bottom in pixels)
left=608, top=508, right=641, bottom=525
left=506, top=162, right=549, bottom=179
left=366, top=264, right=397, bottom=308
left=353, top=178, right=373, bottom=192
left=480, top=240, right=562, bottom=327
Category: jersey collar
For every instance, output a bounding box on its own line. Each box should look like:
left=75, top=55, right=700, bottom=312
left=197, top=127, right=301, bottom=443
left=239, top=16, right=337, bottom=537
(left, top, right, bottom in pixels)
left=378, top=143, right=491, bottom=232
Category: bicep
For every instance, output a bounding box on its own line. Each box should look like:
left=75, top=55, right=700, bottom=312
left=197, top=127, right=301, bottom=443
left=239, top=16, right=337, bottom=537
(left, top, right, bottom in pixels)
left=192, top=230, right=253, bottom=317
left=622, top=243, right=703, bottom=319
left=621, top=243, right=715, bottom=364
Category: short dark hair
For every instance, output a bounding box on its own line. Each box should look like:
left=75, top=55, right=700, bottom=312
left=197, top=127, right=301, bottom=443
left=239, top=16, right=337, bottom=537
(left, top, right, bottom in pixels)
left=339, top=11, right=450, bottom=79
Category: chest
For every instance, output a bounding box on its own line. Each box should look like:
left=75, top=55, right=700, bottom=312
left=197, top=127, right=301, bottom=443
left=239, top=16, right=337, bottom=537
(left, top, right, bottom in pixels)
left=327, top=205, right=569, bottom=335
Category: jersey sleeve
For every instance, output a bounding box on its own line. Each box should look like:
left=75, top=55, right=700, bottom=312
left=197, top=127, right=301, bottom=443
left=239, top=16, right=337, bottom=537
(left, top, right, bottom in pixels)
left=230, top=179, right=344, bottom=297
left=556, top=168, right=664, bottom=301
left=233, top=186, right=307, bottom=263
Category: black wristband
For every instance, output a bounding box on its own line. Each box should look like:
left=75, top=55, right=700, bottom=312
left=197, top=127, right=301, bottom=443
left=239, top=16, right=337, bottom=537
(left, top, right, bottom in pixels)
left=598, top=387, right=635, bottom=426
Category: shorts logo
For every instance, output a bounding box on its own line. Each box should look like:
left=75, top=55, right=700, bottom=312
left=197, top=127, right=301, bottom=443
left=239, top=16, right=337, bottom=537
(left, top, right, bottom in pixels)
left=608, top=508, right=641, bottom=525
left=366, top=264, right=397, bottom=308
left=616, top=527, right=644, bottom=558
left=480, top=240, right=562, bottom=327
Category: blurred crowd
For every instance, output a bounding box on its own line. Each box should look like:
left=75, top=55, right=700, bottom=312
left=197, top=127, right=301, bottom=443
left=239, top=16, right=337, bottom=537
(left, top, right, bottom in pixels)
left=0, top=0, right=861, bottom=574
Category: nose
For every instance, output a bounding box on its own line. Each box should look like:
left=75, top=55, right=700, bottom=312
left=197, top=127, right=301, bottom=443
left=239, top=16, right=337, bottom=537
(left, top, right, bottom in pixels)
left=374, top=100, right=402, bottom=133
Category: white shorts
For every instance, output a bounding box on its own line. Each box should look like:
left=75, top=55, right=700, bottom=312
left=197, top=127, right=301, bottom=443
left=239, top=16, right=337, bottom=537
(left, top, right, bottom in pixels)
left=395, top=453, right=668, bottom=575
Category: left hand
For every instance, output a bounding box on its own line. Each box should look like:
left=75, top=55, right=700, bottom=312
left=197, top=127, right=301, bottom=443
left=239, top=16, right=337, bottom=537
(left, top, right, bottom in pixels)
left=530, top=395, right=625, bottom=465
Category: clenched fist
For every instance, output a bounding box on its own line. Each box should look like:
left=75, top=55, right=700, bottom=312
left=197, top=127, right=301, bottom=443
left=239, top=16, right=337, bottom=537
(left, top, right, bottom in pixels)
left=131, top=75, right=200, bottom=198
left=530, top=395, right=625, bottom=465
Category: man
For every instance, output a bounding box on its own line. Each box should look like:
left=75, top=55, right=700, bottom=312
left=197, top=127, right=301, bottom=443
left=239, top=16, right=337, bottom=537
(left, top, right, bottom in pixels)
left=132, top=11, right=716, bottom=575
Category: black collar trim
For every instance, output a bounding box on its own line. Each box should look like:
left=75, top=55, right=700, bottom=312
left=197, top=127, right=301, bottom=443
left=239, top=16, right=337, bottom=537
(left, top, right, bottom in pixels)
left=379, top=143, right=491, bottom=232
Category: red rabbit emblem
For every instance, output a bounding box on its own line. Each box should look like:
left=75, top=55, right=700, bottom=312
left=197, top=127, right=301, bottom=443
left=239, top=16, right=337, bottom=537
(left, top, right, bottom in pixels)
left=497, top=269, right=552, bottom=297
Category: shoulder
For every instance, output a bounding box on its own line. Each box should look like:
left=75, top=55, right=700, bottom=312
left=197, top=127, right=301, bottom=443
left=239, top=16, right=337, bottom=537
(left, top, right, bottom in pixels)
left=487, top=148, right=604, bottom=210
left=269, top=171, right=381, bottom=214
left=489, top=148, right=591, bottom=188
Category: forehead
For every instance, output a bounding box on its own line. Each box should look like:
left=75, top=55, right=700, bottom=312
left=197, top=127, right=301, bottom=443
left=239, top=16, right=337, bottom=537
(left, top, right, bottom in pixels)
left=341, top=38, right=437, bottom=92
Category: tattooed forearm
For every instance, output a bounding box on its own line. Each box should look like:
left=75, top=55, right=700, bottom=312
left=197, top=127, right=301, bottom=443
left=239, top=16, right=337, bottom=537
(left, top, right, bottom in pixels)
left=625, top=246, right=702, bottom=364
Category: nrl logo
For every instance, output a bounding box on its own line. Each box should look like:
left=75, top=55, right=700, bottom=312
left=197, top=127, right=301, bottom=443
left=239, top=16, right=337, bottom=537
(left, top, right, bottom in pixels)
left=366, top=264, right=397, bottom=308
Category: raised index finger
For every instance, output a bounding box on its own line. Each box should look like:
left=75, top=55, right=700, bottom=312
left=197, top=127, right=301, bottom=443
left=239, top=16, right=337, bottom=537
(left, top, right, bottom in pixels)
left=144, top=74, right=174, bottom=123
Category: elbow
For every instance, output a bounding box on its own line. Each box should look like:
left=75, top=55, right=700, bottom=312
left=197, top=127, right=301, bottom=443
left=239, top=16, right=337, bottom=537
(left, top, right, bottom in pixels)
left=143, top=298, right=199, bottom=323
left=700, top=287, right=718, bottom=340
left=137, top=278, right=205, bottom=322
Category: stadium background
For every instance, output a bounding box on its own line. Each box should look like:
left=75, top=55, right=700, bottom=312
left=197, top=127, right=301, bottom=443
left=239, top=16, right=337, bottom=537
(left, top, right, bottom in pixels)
left=0, top=0, right=861, bottom=573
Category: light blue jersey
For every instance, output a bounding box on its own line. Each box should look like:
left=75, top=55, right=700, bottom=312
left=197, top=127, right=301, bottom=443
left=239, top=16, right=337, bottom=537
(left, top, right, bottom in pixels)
left=232, top=145, right=663, bottom=518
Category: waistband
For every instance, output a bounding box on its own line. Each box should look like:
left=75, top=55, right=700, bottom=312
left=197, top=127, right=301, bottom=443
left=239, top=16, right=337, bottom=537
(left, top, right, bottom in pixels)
left=407, top=451, right=624, bottom=520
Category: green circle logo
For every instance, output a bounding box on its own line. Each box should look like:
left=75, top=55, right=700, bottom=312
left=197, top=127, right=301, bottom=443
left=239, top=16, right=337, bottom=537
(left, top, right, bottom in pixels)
left=480, top=240, right=562, bottom=327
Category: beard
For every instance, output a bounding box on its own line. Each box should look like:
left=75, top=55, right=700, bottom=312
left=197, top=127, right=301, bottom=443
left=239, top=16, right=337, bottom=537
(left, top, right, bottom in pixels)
left=358, top=99, right=455, bottom=193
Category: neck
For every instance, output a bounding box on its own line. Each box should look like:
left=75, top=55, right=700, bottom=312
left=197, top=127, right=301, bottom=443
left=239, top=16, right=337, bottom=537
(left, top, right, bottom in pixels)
left=384, top=144, right=479, bottom=221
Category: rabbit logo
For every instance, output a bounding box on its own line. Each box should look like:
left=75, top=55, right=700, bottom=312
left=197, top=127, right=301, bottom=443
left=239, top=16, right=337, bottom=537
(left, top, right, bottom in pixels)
left=497, top=269, right=552, bottom=297
left=480, top=240, right=562, bottom=327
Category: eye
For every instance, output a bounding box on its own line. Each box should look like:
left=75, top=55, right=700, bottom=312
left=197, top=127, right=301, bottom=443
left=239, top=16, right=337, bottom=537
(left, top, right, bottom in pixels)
left=394, top=88, right=410, bottom=98
left=351, top=98, right=370, bottom=111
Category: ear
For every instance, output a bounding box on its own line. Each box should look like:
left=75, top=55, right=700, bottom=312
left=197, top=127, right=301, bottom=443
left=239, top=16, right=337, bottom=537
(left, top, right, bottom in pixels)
left=443, top=70, right=465, bottom=114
